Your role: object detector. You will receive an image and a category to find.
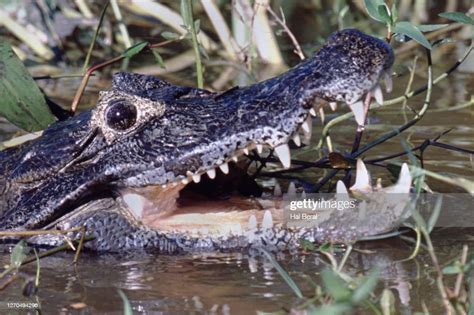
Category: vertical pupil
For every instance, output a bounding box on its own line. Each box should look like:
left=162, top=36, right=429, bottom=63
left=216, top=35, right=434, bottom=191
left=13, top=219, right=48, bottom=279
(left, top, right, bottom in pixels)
left=105, top=100, right=137, bottom=130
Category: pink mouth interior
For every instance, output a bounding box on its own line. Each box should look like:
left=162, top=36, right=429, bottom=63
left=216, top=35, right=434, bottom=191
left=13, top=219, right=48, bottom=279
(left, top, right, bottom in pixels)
left=121, top=183, right=283, bottom=236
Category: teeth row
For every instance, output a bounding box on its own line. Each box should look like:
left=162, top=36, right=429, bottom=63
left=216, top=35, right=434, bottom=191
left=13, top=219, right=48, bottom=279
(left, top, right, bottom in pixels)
left=247, top=209, right=273, bottom=230
left=346, top=159, right=412, bottom=194
left=170, top=110, right=317, bottom=188
left=269, top=158, right=411, bottom=196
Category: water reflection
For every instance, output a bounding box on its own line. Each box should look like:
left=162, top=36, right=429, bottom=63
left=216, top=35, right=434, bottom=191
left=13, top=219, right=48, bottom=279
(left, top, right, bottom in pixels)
left=1, top=231, right=472, bottom=314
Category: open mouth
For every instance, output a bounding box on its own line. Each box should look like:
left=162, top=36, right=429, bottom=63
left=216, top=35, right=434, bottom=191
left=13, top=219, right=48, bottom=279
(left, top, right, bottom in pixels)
left=117, top=112, right=320, bottom=238
left=122, top=174, right=282, bottom=238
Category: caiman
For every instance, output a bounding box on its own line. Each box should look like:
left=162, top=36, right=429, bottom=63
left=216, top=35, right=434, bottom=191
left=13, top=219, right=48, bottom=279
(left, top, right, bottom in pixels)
left=0, top=29, right=412, bottom=252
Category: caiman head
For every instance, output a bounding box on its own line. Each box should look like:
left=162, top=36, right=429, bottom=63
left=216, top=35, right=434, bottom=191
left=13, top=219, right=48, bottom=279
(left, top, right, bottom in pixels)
left=0, top=29, right=405, bottom=251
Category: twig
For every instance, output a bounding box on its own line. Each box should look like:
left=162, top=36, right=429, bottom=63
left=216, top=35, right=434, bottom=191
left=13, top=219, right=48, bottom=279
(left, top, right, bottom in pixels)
left=266, top=5, right=305, bottom=60
left=70, top=38, right=182, bottom=113
left=454, top=245, right=469, bottom=298
left=182, top=0, right=204, bottom=88
left=73, top=225, right=87, bottom=264
left=82, top=1, right=110, bottom=73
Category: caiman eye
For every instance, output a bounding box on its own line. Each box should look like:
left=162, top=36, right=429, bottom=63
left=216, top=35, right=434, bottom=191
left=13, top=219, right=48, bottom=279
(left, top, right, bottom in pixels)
left=105, top=99, right=137, bottom=131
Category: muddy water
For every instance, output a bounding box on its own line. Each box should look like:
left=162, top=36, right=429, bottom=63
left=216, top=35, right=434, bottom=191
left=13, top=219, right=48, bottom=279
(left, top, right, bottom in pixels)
left=1, top=234, right=473, bottom=314
left=1, top=41, right=473, bottom=315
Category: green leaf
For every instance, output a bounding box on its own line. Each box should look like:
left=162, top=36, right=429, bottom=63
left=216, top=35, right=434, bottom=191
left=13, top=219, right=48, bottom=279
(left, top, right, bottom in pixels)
left=377, top=4, right=392, bottom=25
left=427, top=195, right=442, bottom=233
left=161, top=31, right=180, bottom=40
left=150, top=49, right=166, bottom=69
left=442, top=262, right=463, bottom=275
left=417, top=24, right=449, bottom=32
left=321, top=269, right=351, bottom=302
left=180, top=0, right=193, bottom=28
left=0, top=41, right=55, bottom=131
left=319, top=242, right=332, bottom=252
left=363, top=0, right=389, bottom=23
left=10, top=240, right=29, bottom=269
left=391, top=1, right=398, bottom=24
left=351, top=268, right=380, bottom=303
left=122, top=41, right=149, bottom=58
left=194, top=19, right=201, bottom=34
left=439, top=12, right=474, bottom=25
left=299, top=239, right=316, bottom=252
left=394, top=21, right=432, bottom=49
left=198, top=45, right=209, bottom=60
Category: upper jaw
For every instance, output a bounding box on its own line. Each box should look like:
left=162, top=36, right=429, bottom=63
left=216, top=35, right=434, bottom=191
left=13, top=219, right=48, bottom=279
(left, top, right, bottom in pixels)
left=98, top=31, right=395, bottom=189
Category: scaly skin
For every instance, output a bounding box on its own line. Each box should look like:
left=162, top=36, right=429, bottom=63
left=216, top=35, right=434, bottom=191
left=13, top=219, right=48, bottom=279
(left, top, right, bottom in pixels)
left=0, top=29, right=403, bottom=252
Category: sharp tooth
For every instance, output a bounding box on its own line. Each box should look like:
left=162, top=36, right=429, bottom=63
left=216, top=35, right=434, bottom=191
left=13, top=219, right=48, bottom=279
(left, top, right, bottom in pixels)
left=397, top=163, right=412, bottom=188
left=262, top=210, right=273, bottom=229
left=385, top=163, right=412, bottom=193
left=273, top=182, right=282, bottom=196
left=186, top=171, right=193, bottom=177
left=349, top=101, right=366, bottom=126
left=274, top=144, right=291, bottom=169
left=192, top=174, right=201, bottom=183
left=243, top=148, right=249, bottom=155
left=350, top=159, right=372, bottom=192
left=293, top=134, right=301, bottom=147
left=248, top=215, right=257, bottom=230
left=336, top=180, right=348, bottom=194
left=161, top=184, right=167, bottom=189
left=256, top=144, right=263, bottom=153
left=232, top=156, right=238, bottom=162
left=301, top=116, right=312, bottom=133
left=309, top=108, right=317, bottom=116
left=172, top=182, right=178, bottom=187
left=329, top=102, right=337, bottom=111
left=182, top=178, right=189, bottom=185
left=287, top=181, right=297, bottom=196
left=301, top=191, right=306, bottom=198
left=319, top=108, right=325, bottom=125
left=376, top=178, right=383, bottom=190
left=372, top=84, right=383, bottom=105
left=384, top=71, right=393, bottom=93
left=219, top=163, right=229, bottom=174
left=207, top=169, right=216, bottom=179
left=233, top=223, right=243, bottom=235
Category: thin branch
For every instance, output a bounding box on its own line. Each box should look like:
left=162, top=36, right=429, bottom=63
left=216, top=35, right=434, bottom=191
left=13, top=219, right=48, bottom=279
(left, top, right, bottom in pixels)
left=266, top=5, right=305, bottom=60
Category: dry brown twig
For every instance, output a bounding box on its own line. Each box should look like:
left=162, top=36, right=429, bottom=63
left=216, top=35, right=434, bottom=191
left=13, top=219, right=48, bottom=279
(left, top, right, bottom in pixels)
left=265, top=5, right=305, bottom=60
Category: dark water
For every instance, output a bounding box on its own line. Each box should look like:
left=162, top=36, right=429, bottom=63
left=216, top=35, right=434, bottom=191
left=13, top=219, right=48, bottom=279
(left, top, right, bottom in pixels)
left=1, top=232, right=473, bottom=314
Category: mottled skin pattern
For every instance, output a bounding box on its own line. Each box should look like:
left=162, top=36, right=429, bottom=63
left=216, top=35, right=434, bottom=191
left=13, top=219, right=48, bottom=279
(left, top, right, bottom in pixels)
left=0, top=29, right=396, bottom=251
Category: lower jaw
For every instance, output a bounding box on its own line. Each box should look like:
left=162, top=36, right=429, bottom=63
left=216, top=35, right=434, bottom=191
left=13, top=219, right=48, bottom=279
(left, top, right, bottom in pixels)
left=141, top=192, right=284, bottom=237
